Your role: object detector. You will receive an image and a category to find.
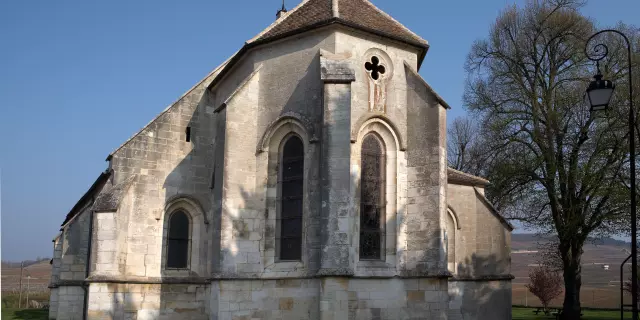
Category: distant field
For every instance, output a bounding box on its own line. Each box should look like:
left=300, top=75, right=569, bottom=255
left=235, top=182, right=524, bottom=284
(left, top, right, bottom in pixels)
left=511, top=234, right=633, bottom=309
left=1, top=261, right=51, bottom=293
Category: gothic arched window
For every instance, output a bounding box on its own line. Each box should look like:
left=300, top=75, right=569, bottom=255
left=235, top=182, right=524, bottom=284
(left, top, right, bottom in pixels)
left=278, top=135, right=304, bottom=261
left=360, top=134, right=386, bottom=260
left=166, top=210, right=190, bottom=269
left=446, top=210, right=457, bottom=272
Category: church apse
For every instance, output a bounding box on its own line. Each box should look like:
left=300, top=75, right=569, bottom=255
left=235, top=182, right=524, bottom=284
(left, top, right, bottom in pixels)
left=49, top=1, right=511, bottom=319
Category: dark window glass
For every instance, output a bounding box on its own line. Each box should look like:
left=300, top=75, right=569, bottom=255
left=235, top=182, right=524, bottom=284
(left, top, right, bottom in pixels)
left=167, top=211, right=190, bottom=268
left=360, top=134, right=385, bottom=260
left=279, top=136, right=304, bottom=261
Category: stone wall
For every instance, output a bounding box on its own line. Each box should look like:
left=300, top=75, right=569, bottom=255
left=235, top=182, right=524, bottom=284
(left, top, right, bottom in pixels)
left=321, top=278, right=448, bottom=320
left=55, top=286, right=85, bottom=320
left=446, top=184, right=512, bottom=320
left=448, top=280, right=512, bottom=320
left=215, top=28, right=334, bottom=278
left=51, top=207, right=91, bottom=319
left=335, top=27, right=420, bottom=146
left=48, top=287, right=58, bottom=320
left=446, top=184, right=511, bottom=277
left=86, top=283, right=209, bottom=320
left=209, top=278, right=449, bottom=320
left=404, top=61, right=448, bottom=276
left=95, top=51, right=224, bottom=281
left=212, top=279, right=319, bottom=320
left=60, top=207, right=91, bottom=281
left=79, top=278, right=507, bottom=320
left=475, top=194, right=511, bottom=276
left=49, top=235, right=63, bottom=319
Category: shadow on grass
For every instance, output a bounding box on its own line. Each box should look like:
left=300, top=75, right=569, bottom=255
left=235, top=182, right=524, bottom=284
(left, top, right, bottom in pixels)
left=512, top=307, right=632, bottom=320
left=3, top=309, right=48, bottom=320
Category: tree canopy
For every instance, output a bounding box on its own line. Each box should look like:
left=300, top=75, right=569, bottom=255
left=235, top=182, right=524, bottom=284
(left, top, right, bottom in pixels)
left=456, top=0, right=640, bottom=317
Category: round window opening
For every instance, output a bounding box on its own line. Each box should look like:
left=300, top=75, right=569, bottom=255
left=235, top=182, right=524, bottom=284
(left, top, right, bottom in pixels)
left=365, top=56, right=386, bottom=81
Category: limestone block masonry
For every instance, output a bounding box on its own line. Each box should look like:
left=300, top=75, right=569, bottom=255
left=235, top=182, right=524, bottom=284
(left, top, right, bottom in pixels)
left=49, top=1, right=513, bottom=319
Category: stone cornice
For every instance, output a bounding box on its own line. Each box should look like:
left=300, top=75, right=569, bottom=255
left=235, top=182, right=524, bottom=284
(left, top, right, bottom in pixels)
left=84, top=275, right=209, bottom=285
left=449, top=274, right=515, bottom=282
left=51, top=274, right=513, bottom=286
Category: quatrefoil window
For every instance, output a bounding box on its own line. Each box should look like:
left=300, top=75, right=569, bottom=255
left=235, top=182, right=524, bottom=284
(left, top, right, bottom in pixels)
left=365, top=56, right=386, bottom=81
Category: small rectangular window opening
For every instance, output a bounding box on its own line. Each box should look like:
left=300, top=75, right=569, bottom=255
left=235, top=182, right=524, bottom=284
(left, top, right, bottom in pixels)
left=185, top=127, right=192, bottom=142
left=209, top=170, right=215, bottom=190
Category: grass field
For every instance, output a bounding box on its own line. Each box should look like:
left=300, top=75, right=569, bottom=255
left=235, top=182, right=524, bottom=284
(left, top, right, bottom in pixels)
left=1, top=293, right=50, bottom=310
left=512, top=283, right=631, bottom=309
left=0, top=309, right=48, bottom=320
left=512, top=307, right=632, bottom=319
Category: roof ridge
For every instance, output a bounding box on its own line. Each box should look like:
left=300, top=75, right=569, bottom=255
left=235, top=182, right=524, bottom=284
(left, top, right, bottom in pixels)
left=355, top=0, right=427, bottom=45
left=247, top=0, right=317, bottom=44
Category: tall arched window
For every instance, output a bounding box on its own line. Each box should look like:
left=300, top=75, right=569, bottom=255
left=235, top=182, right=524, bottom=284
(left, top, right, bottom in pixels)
left=445, top=210, right=456, bottom=272
left=279, top=135, right=304, bottom=261
left=167, top=210, right=190, bottom=269
left=360, top=134, right=385, bottom=260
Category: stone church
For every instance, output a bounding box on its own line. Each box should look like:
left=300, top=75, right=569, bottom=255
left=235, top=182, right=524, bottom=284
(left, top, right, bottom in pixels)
left=48, top=0, right=513, bottom=319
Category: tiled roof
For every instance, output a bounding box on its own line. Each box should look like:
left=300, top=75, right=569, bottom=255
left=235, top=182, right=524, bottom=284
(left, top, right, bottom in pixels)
left=60, top=171, right=111, bottom=227
left=93, top=174, right=137, bottom=213
left=251, top=0, right=428, bottom=48
left=255, top=0, right=333, bottom=41
left=337, top=0, right=427, bottom=46
left=208, top=0, right=429, bottom=92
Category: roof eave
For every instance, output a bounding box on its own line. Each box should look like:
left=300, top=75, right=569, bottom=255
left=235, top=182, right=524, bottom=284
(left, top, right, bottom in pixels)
left=404, top=61, right=451, bottom=110
left=447, top=167, right=490, bottom=186
left=448, top=178, right=490, bottom=188
left=60, top=170, right=111, bottom=227
left=207, top=18, right=430, bottom=92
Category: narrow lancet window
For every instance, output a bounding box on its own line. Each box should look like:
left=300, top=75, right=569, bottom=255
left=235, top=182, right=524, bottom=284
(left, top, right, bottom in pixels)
left=279, top=136, right=304, bottom=261
left=167, top=210, right=190, bottom=268
left=360, top=134, right=385, bottom=260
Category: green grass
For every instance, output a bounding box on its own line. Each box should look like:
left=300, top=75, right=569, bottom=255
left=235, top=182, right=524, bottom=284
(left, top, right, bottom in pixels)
left=1, top=293, right=49, bottom=310
left=1, top=309, right=48, bottom=320
left=512, top=307, right=632, bottom=319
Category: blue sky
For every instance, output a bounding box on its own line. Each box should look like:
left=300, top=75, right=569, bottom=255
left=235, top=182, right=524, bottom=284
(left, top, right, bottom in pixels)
left=0, top=0, right=637, bottom=261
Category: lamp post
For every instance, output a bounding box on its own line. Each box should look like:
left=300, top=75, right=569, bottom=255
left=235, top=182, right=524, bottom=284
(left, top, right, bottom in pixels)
left=584, top=29, right=635, bottom=320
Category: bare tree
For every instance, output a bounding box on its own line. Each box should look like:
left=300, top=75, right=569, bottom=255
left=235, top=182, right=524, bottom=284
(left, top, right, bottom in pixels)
left=448, top=117, right=477, bottom=172
left=527, top=266, right=564, bottom=312
left=625, top=265, right=640, bottom=302
left=464, top=0, right=640, bottom=317
left=447, top=116, right=496, bottom=178
left=537, top=237, right=565, bottom=272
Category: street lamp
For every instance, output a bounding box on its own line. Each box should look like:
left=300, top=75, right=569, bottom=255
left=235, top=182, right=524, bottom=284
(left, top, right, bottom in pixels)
left=586, top=70, right=616, bottom=112
left=585, top=29, right=636, bottom=320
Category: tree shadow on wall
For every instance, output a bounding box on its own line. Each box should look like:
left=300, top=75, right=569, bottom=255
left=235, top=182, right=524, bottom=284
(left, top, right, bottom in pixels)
left=86, top=283, right=133, bottom=319
left=156, top=84, right=219, bottom=319
left=450, top=249, right=512, bottom=319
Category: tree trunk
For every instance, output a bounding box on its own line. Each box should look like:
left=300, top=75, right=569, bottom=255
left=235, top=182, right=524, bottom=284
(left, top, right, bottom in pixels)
left=561, top=246, right=582, bottom=320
